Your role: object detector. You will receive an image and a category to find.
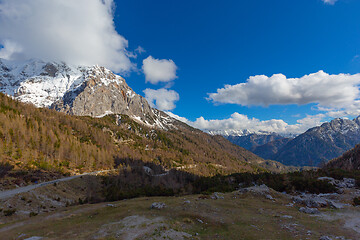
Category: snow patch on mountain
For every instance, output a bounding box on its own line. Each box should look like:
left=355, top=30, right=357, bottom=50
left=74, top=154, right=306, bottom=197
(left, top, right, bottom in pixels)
left=0, top=58, right=181, bottom=132
left=0, top=59, right=128, bottom=108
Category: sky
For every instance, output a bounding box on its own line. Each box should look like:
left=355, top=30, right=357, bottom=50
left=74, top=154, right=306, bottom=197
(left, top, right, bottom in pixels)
left=1, top=0, right=360, bottom=135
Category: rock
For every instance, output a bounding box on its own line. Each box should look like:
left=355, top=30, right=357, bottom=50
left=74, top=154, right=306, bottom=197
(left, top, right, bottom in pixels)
left=299, top=207, right=320, bottom=214
left=238, top=184, right=272, bottom=196
left=318, top=177, right=356, bottom=189
left=293, top=195, right=328, bottom=208
left=150, top=202, right=166, bottom=210
left=319, top=236, right=333, bottom=240
left=327, top=201, right=346, bottom=209
left=265, top=194, right=274, bottom=200
left=211, top=192, right=224, bottom=200
left=318, top=177, right=336, bottom=183
left=183, top=200, right=191, bottom=204
left=281, top=215, right=293, bottom=219
left=24, top=237, right=43, bottom=240
left=343, top=178, right=356, bottom=188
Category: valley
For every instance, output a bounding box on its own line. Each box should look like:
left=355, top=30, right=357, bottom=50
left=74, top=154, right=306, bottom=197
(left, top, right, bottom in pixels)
left=0, top=58, right=360, bottom=240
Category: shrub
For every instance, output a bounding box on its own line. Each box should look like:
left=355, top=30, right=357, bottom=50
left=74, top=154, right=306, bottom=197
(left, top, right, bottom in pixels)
left=353, top=197, right=360, bottom=206
left=0, top=162, right=14, bottom=178
left=3, top=209, right=16, bottom=216
left=29, top=212, right=38, bottom=217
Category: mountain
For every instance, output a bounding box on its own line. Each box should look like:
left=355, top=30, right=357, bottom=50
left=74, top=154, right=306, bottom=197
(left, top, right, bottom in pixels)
left=252, top=137, right=292, bottom=160
left=0, top=58, right=275, bottom=176
left=325, top=144, right=360, bottom=170
left=225, top=133, right=288, bottom=151
left=272, top=117, right=360, bottom=166
left=0, top=59, right=169, bottom=129
left=224, top=116, right=360, bottom=167
left=0, top=92, right=266, bottom=178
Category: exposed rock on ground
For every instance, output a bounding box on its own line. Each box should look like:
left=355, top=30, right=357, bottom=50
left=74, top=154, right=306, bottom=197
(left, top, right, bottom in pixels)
left=94, top=215, right=191, bottom=240
left=210, top=192, right=224, bottom=200
left=299, top=207, right=320, bottom=214
left=150, top=202, right=166, bottom=210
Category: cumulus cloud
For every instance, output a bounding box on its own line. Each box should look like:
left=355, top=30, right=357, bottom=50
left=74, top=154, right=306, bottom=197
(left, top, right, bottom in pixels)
left=0, top=0, right=133, bottom=73
left=142, top=56, right=178, bottom=84
left=322, top=0, right=338, bottom=5
left=144, top=88, right=179, bottom=111
left=208, top=71, right=360, bottom=112
left=166, top=112, right=326, bottom=136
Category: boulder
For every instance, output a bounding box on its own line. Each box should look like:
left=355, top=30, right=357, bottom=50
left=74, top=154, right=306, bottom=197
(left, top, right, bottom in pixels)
left=211, top=192, right=224, bottom=200
left=150, top=202, right=166, bottom=210
left=299, top=207, right=320, bottom=214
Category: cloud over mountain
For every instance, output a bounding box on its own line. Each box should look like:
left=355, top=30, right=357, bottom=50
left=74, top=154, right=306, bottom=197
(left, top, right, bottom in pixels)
left=208, top=71, right=360, bottom=112
left=167, top=112, right=326, bottom=136
left=0, top=0, right=133, bottom=73
left=144, top=88, right=179, bottom=111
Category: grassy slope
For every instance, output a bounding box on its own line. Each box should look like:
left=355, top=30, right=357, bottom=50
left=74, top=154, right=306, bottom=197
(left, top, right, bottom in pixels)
left=1, top=190, right=358, bottom=240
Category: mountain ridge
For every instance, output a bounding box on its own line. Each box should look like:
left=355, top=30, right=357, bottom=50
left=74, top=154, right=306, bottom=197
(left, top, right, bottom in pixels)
left=0, top=58, right=173, bottom=130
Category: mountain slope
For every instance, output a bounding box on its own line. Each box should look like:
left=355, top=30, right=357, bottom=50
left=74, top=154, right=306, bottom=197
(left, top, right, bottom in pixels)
left=273, top=117, right=360, bottom=166
left=0, top=90, right=264, bottom=180
left=0, top=59, right=168, bottom=129
left=225, top=133, right=288, bottom=151
left=325, top=144, right=360, bottom=170
left=252, top=137, right=292, bottom=160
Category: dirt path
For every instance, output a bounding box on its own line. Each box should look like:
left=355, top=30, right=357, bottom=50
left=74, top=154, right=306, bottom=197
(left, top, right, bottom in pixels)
left=0, top=170, right=112, bottom=200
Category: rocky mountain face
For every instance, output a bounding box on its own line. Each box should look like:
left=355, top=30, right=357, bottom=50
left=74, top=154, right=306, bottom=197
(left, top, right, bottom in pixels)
left=325, top=144, right=360, bottom=170
left=0, top=58, right=172, bottom=129
left=225, top=133, right=287, bottom=151
left=272, top=117, right=360, bottom=166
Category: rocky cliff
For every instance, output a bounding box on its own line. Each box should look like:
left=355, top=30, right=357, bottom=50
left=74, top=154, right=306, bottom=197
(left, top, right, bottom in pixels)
left=0, top=58, right=173, bottom=129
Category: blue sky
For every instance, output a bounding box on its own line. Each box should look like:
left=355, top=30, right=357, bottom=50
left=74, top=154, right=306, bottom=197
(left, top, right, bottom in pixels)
left=1, top=0, right=360, bottom=135
left=111, top=0, right=360, bottom=134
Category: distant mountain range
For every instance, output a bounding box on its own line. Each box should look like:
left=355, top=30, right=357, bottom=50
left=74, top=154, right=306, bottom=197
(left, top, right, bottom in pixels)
left=225, top=133, right=289, bottom=151
left=226, top=117, right=360, bottom=167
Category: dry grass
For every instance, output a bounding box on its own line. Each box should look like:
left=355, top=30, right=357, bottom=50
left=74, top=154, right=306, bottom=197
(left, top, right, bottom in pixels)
left=1, top=189, right=359, bottom=239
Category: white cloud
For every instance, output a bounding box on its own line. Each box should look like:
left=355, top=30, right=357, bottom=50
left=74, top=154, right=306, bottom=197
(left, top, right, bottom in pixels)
left=144, top=88, right=179, bottom=111
left=322, top=0, right=338, bottom=5
left=0, top=0, right=133, bottom=73
left=0, top=40, right=23, bottom=59
left=166, top=112, right=326, bottom=136
left=135, top=46, right=146, bottom=54
left=208, top=71, right=360, bottom=113
left=142, top=56, right=178, bottom=84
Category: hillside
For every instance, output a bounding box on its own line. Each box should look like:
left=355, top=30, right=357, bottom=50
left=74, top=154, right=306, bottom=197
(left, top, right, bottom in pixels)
left=252, top=137, right=292, bottom=160
left=326, top=144, right=360, bottom=170
left=225, top=133, right=287, bottom=151
left=271, top=117, right=360, bottom=166
left=0, top=92, right=265, bottom=188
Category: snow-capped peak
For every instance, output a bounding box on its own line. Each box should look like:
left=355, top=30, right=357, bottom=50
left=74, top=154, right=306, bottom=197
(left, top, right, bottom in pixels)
left=0, top=58, right=125, bottom=108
